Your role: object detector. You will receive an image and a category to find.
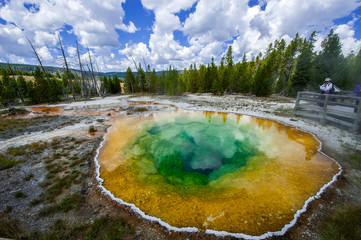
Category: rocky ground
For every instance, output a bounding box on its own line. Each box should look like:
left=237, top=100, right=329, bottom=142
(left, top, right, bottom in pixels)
left=0, top=93, right=360, bottom=240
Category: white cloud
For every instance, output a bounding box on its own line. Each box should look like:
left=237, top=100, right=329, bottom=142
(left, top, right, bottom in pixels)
left=0, top=0, right=136, bottom=59
left=6, top=54, right=28, bottom=64
left=260, top=0, right=361, bottom=38
left=1, top=0, right=361, bottom=71
left=0, top=23, right=32, bottom=58
left=184, top=0, right=250, bottom=44
left=119, top=42, right=152, bottom=70
left=135, top=0, right=199, bottom=70
left=37, top=46, right=53, bottom=62
left=141, top=0, right=197, bottom=13
left=334, top=23, right=361, bottom=56
left=67, top=46, right=77, bottom=59
left=116, top=21, right=139, bottom=33
left=231, top=0, right=361, bottom=61
left=34, top=31, right=57, bottom=46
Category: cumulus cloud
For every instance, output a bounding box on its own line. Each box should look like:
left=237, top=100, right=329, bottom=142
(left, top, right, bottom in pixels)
left=37, top=46, right=53, bottom=62
left=1, top=0, right=361, bottom=71
left=136, top=0, right=198, bottom=69
left=141, top=0, right=197, bottom=13
left=119, top=42, right=152, bottom=70
left=334, top=23, right=361, bottom=56
left=67, top=46, right=77, bottom=59
left=0, top=23, right=32, bottom=58
left=0, top=0, right=136, bottom=64
left=34, top=31, right=57, bottom=46
left=259, top=0, right=361, bottom=38
left=116, top=21, right=139, bottom=33
left=231, top=0, right=361, bottom=60
left=184, top=0, right=250, bottom=44
left=6, top=54, right=28, bottom=64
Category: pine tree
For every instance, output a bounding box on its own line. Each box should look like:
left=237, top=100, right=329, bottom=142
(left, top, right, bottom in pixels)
left=112, top=75, right=121, bottom=94
left=159, top=71, right=166, bottom=94
left=235, top=54, right=253, bottom=93
left=311, top=29, right=347, bottom=89
left=208, top=57, right=217, bottom=93
left=190, top=64, right=198, bottom=92
left=252, top=60, right=274, bottom=97
left=348, top=49, right=361, bottom=88
left=280, top=34, right=301, bottom=95
left=177, top=72, right=186, bottom=93
left=197, top=64, right=207, bottom=93
left=0, top=70, right=17, bottom=106
left=165, top=66, right=178, bottom=94
left=137, top=63, right=146, bottom=92
left=150, top=69, right=158, bottom=93
left=124, top=67, right=135, bottom=93
left=225, top=45, right=235, bottom=93
left=17, top=75, right=28, bottom=98
left=213, top=59, right=225, bottom=95
left=290, top=32, right=316, bottom=96
left=29, top=67, right=61, bottom=103
left=102, top=76, right=110, bottom=94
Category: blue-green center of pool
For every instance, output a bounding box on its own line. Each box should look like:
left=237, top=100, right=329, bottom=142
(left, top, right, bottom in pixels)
left=126, top=114, right=262, bottom=186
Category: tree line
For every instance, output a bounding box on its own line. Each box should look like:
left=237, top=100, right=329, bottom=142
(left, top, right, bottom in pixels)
left=1, top=34, right=124, bottom=107
left=0, top=66, right=122, bottom=106
left=2, top=29, right=361, bottom=107
left=124, top=29, right=361, bottom=97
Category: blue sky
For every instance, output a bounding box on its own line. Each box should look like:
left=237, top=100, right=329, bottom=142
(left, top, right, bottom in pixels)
left=1, top=0, right=361, bottom=72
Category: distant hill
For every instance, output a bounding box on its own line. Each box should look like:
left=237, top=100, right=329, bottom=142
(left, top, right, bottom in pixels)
left=0, top=62, right=61, bottom=74
left=101, top=72, right=127, bottom=78
left=0, top=62, right=127, bottom=78
left=0, top=62, right=178, bottom=78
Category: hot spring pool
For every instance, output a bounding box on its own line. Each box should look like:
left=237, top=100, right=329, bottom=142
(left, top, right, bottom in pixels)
left=95, top=109, right=340, bottom=238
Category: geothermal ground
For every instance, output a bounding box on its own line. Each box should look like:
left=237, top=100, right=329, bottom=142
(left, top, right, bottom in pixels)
left=0, top=94, right=360, bottom=240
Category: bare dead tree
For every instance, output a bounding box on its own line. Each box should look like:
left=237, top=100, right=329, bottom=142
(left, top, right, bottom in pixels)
left=95, top=61, right=102, bottom=94
left=27, top=36, right=69, bottom=99
left=86, top=63, right=100, bottom=97
left=76, top=40, right=88, bottom=99
left=58, top=34, right=76, bottom=100
left=4, top=57, right=24, bottom=104
left=87, top=46, right=101, bottom=97
left=26, top=36, right=52, bottom=86
left=130, top=54, right=141, bottom=93
left=143, top=57, right=151, bottom=93
left=85, top=63, right=95, bottom=95
left=55, top=66, right=69, bottom=99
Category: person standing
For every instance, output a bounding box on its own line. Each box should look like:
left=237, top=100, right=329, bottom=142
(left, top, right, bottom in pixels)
left=354, top=83, right=361, bottom=113
left=354, top=83, right=361, bottom=97
left=320, top=78, right=334, bottom=94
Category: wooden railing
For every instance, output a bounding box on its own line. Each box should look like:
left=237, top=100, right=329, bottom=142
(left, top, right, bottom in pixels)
left=294, top=91, right=361, bottom=133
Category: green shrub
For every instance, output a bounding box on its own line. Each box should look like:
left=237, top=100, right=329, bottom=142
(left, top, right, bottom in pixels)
left=14, top=191, right=27, bottom=198
left=345, top=150, right=361, bottom=170
left=88, top=126, right=97, bottom=133
left=24, top=173, right=34, bottom=181
left=321, top=204, right=361, bottom=240
left=0, top=154, right=21, bottom=170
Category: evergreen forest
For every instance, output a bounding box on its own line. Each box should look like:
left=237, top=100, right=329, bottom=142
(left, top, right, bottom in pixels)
left=1, top=29, right=361, bottom=107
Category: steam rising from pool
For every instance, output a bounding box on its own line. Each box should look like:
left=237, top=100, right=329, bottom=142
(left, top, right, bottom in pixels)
left=96, top=110, right=340, bottom=237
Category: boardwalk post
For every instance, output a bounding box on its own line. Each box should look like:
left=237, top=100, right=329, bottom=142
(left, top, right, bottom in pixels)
left=353, top=99, right=361, bottom=133
left=321, top=94, right=329, bottom=123
left=294, top=91, right=301, bottom=111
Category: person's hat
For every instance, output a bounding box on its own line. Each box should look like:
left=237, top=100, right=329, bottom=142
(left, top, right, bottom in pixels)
left=325, top=78, right=331, bottom=82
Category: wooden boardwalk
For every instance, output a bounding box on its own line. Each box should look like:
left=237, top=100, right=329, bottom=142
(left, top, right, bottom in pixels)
left=294, top=91, right=361, bottom=134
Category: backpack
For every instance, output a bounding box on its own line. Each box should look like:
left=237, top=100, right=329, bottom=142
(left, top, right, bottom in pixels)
left=333, top=85, right=341, bottom=93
